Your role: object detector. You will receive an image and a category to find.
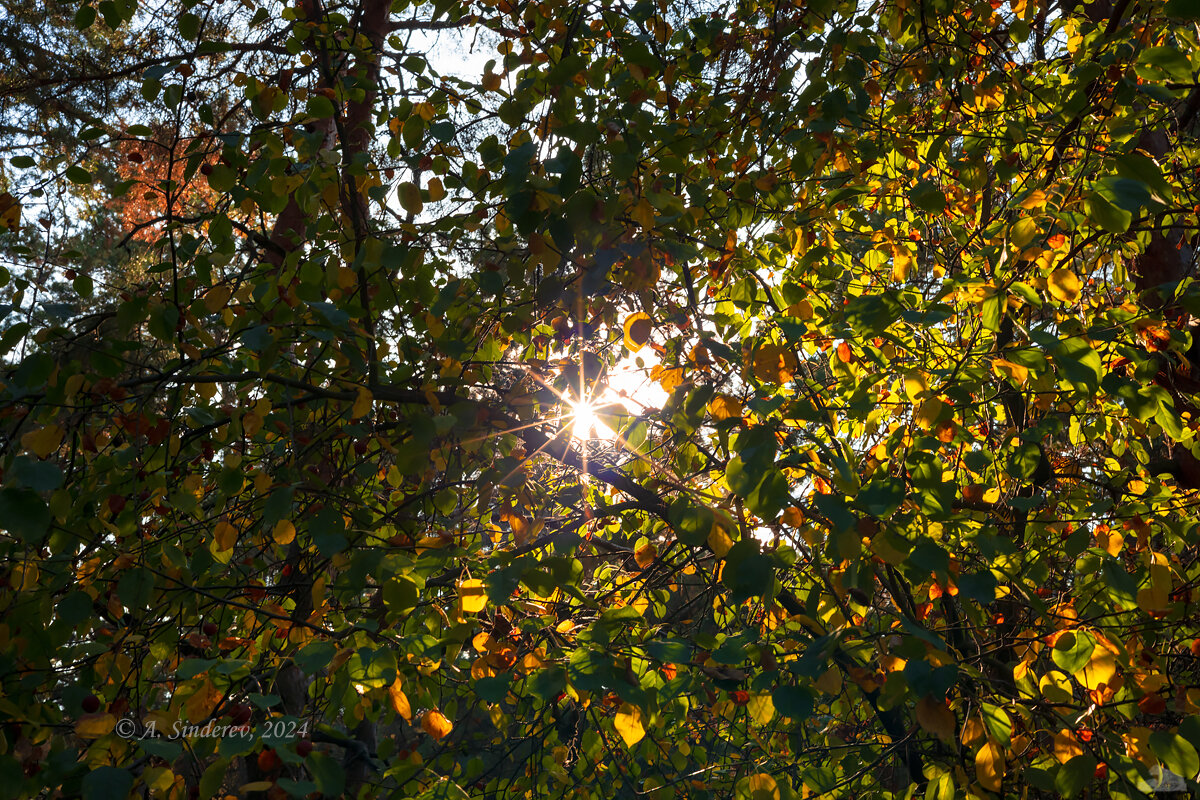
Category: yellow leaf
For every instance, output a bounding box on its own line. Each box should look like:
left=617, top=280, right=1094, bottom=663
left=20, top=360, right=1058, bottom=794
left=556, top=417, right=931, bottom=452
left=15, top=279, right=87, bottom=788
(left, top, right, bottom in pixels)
left=1076, top=641, right=1117, bottom=691
left=458, top=579, right=487, bottom=613
left=1009, top=217, right=1040, bottom=248
left=960, top=714, right=986, bottom=747
left=742, top=774, right=780, bottom=800
left=185, top=679, right=220, bottom=723
left=652, top=365, right=686, bottom=393
left=1047, top=269, right=1081, bottom=303
left=634, top=543, right=657, bottom=569
left=1137, top=551, right=1172, bottom=613
left=427, top=177, right=446, bottom=202
left=421, top=709, right=453, bottom=739
left=614, top=702, right=646, bottom=747
left=746, top=693, right=775, bottom=726
left=752, top=343, right=798, bottom=384
left=1019, top=190, right=1048, bottom=211
left=239, top=783, right=275, bottom=793
left=780, top=506, right=805, bottom=527
left=241, top=411, right=263, bottom=436
left=352, top=387, right=373, bottom=419
left=22, top=424, right=63, bottom=458
left=11, top=562, right=39, bottom=591
left=707, top=525, right=734, bottom=558
left=891, top=244, right=912, bottom=282
left=398, top=182, right=423, bottom=215
left=388, top=679, right=412, bottom=720
left=622, top=312, right=652, bottom=352
left=272, top=519, right=296, bottom=546
left=975, top=739, right=1005, bottom=791
left=991, top=358, right=1029, bottom=386
left=916, top=696, right=956, bottom=744
left=1039, top=670, right=1074, bottom=703
left=631, top=198, right=656, bottom=230
left=1095, top=527, right=1123, bottom=557
left=75, top=713, right=116, bottom=739
left=708, top=394, right=743, bottom=421
left=0, top=192, right=21, bottom=231
left=203, top=285, right=233, bottom=313
left=143, top=767, right=176, bottom=793
left=915, top=397, right=944, bottom=429
left=214, top=520, right=238, bottom=552
left=1053, top=729, right=1083, bottom=763
left=903, top=371, right=928, bottom=401
left=786, top=299, right=814, bottom=320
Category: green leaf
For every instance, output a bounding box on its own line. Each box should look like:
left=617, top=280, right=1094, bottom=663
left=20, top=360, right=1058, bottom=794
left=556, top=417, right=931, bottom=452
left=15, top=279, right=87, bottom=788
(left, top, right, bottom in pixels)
left=856, top=477, right=906, bottom=517
left=1051, top=630, right=1095, bottom=674
left=82, top=767, right=133, bottom=800
left=0, top=488, right=50, bottom=541
left=669, top=498, right=715, bottom=547
left=772, top=685, right=814, bottom=720
left=64, top=165, right=92, bottom=185
left=1166, top=0, right=1200, bottom=19
left=306, top=95, right=336, bottom=119
left=1149, top=731, right=1199, bottom=783
left=1135, top=46, right=1193, bottom=83
left=1085, top=190, right=1131, bottom=233
left=179, top=12, right=200, bottom=39
left=74, top=4, right=97, bottom=29
left=307, top=751, right=346, bottom=797
left=1054, top=754, right=1098, bottom=798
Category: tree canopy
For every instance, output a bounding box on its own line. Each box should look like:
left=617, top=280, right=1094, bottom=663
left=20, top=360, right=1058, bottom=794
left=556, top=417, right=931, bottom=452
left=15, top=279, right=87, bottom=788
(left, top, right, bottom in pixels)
left=4, top=0, right=1200, bottom=797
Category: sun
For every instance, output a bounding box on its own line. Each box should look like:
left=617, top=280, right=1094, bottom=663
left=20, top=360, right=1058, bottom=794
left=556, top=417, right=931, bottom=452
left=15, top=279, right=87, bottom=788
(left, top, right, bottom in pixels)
left=568, top=398, right=617, bottom=441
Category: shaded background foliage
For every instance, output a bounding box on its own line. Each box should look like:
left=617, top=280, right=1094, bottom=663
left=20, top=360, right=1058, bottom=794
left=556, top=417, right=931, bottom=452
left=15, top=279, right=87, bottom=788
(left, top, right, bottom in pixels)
left=2, top=0, right=1200, bottom=798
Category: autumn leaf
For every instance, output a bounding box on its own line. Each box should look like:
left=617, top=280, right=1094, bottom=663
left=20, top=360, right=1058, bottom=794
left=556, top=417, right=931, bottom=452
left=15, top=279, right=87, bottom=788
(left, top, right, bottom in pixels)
left=75, top=713, right=117, bottom=739
left=708, top=394, right=743, bottom=421
left=975, top=739, right=1004, bottom=791
left=623, top=312, right=652, bottom=351
left=352, top=387, right=373, bottom=419
left=916, top=696, right=956, bottom=744
left=614, top=703, right=646, bottom=747
left=0, top=192, right=20, bottom=230
left=213, top=520, right=238, bottom=552
left=752, top=343, right=798, bottom=384
left=458, top=578, right=487, bottom=613
left=272, top=519, right=296, bottom=545
left=991, top=358, right=1029, bottom=386
left=1047, top=269, right=1081, bottom=302
left=389, top=679, right=412, bottom=720
left=421, top=709, right=453, bottom=739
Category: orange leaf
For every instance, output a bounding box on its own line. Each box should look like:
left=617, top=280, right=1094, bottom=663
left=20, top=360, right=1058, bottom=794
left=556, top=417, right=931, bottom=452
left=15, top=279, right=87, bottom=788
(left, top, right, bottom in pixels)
left=421, top=709, right=453, bottom=739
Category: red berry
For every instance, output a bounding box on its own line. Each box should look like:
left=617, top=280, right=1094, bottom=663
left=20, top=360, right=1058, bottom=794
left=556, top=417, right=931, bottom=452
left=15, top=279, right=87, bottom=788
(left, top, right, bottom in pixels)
left=81, top=694, right=101, bottom=713
left=200, top=163, right=214, bottom=176
left=202, top=622, right=218, bottom=637
left=296, top=739, right=313, bottom=757
left=230, top=703, right=252, bottom=725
